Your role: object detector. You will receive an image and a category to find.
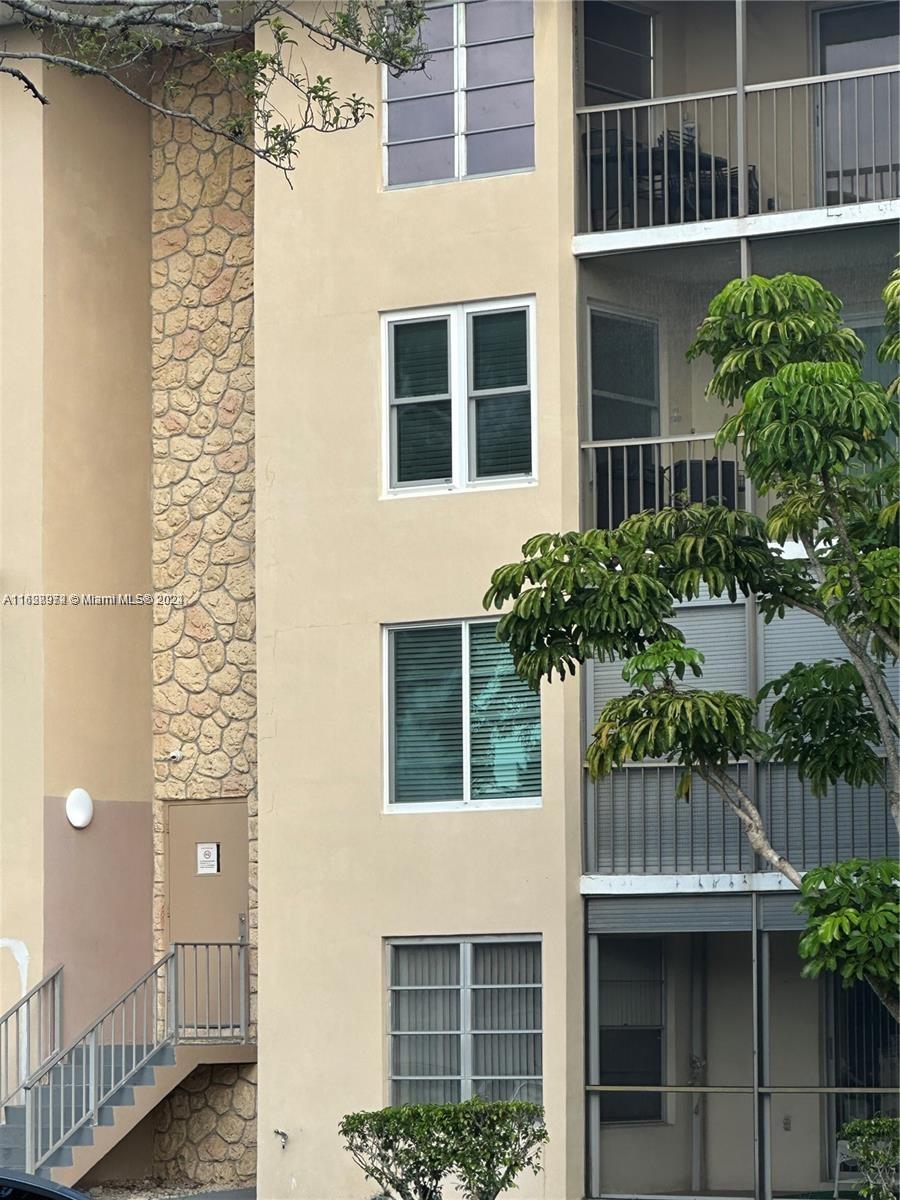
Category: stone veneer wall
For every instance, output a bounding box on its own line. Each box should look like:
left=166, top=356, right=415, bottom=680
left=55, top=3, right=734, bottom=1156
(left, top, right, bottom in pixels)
left=154, top=1063, right=257, bottom=1186
left=150, top=57, right=257, bottom=1186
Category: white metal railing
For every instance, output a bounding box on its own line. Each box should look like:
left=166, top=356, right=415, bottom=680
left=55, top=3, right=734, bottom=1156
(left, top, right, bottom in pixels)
left=581, top=432, right=747, bottom=529
left=0, top=966, right=62, bottom=1113
left=577, top=65, right=899, bottom=233
left=22, top=941, right=247, bottom=1173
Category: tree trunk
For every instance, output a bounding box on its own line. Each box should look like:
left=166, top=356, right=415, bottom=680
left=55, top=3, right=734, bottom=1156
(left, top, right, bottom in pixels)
left=865, top=973, right=900, bottom=1023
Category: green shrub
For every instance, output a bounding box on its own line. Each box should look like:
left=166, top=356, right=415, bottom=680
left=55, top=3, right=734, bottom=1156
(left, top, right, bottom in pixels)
left=338, top=1105, right=452, bottom=1200
left=448, top=1098, right=548, bottom=1200
left=338, top=1099, right=548, bottom=1200
left=839, top=1115, right=900, bottom=1200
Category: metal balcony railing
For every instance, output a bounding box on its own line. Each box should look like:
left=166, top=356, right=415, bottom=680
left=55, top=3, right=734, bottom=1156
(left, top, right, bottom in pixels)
left=586, top=762, right=898, bottom=876
left=581, top=433, right=747, bottom=530
left=577, top=65, right=899, bottom=234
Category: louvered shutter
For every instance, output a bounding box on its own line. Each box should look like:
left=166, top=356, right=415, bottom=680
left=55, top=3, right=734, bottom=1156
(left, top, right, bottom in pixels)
left=469, top=623, right=541, bottom=800
left=392, top=626, right=463, bottom=803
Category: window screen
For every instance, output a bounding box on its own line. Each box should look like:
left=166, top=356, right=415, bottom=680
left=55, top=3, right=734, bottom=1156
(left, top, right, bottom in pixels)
left=583, top=1, right=653, bottom=107
left=590, top=309, right=659, bottom=440
left=389, top=939, right=542, bottom=1103
left=385, top=1, right=535, bottom=185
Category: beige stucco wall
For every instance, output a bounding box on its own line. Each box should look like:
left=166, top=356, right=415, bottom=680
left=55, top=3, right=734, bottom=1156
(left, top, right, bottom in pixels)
left=0, top=48, right=153, bottom=1019
left=255, top=2, right=581, bottom=1196
left=0, top=32, right=46, bottom=1013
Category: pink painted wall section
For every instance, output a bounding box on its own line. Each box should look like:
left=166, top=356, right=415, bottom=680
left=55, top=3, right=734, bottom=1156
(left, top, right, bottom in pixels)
left=43, top=796, right=153, bottom=1041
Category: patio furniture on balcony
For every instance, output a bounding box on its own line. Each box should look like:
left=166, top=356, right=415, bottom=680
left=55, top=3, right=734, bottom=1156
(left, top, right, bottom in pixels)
left=577, top=65, right=900, bottom=236
left=585, top=125, right=760, bottom=231
left=591, top=435, right=745, bottom=530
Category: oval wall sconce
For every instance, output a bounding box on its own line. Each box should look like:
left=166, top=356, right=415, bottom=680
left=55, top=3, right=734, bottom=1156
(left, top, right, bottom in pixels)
left=65, top=787, right=94, bottom=829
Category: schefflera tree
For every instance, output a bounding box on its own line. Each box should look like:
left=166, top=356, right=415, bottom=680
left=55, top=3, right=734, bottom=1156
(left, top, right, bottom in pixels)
left=484, top=271, right=899, bottom=1018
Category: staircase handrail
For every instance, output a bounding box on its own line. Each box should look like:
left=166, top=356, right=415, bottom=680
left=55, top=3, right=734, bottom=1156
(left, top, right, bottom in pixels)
left=0, top=965, right=63, bottom=1111
left=22, top=953, right=174, bottom=1089
left=22, top=941, right=249, bottom=1173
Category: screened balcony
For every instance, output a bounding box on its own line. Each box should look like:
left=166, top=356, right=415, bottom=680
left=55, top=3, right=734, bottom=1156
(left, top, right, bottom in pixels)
left=584, top=926, right=899, bottom=1198
left=584, top=591, right=900, bottom=877
left=576, top=0, right=900, bottom=237
left=580, top=226, right=896, bottom=531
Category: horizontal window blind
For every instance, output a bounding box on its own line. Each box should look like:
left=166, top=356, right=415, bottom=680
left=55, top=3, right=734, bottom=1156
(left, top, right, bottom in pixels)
left=395, top=400, right=453, bottom=483
left=392, top=626, right=463, bottom=803
left=469, top=623, right=541, bottom=799
left=389, top=621, right=541, bottom=806
left=394, top=319, right=449, bottom=399
left=389, top=939, right=542, bottom=1105
left=470, top=309, right=531, bottom=479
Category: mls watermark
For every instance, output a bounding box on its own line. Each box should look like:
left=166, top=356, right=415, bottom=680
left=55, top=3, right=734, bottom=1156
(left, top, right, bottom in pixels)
left=2, top=592, right=187, bottom=607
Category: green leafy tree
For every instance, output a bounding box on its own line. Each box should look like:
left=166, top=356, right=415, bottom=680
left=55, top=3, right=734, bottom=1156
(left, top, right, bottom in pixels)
left=485, top=272, right=899, bottom=1014
left=838, top=1115, right=900, bottom=1200
left=0, top=0, right=426, bottom=175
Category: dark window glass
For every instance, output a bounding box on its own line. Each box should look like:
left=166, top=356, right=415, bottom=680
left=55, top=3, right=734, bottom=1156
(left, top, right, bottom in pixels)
left=466, top=125, right=534, bottom=174
left=466, top=81, right=534, bottom=133
left=590, top=310, right=659, bottom=440
left=469, top=309, right=532, bottom=479
left=387, top=48, right=455, bottom=99
left=388, top=93, right=456, bottom=142
left=466, top=0, right=534, bottom=44
left=466, top=36, right=534, bottom=88
left=474, top=394, right=532, bottom=477
left=584, top=0, right=652, bottom=55
left=388, top=138, right=456, bottom=186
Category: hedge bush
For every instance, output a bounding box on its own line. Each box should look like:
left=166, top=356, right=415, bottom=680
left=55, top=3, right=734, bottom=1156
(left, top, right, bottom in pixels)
left=339, top=1099, right=548, bottom=1200
left=839, top=1115, right=900, bottom=1200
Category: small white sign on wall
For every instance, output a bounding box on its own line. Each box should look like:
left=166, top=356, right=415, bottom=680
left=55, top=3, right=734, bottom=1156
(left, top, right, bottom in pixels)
left=196, top=842, right=220, bottom=875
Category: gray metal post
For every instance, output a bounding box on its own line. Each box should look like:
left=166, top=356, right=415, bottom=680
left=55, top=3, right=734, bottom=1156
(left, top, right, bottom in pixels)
left=53, top=973, right=62, bottom=1057
left=751, top=896, right=772, bottom=1200
left=24, top=1083, right=34, bottom=1174
left=239, top=945, right=248, bottom=1043
left=89, top=1027, right=99, bottom=1125
left=735, top=0, right=748, bottom=216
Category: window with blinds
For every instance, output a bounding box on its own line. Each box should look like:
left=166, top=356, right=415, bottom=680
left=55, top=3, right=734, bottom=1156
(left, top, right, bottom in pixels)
left=388, top=938, right=542, bottom=1104
left=388, top=620, right=541, bottom=807
left=386, top=299, right=535, bottom=492
left=383, top=1, right=535, bottom=187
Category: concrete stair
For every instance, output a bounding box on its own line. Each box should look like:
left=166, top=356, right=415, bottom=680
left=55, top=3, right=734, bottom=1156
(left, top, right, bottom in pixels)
left=0, top=1043, right=255, bottom=1186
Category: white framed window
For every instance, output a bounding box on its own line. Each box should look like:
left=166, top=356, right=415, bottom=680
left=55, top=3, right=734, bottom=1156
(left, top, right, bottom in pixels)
left=383, top=1, right=535, bottom=188
left=383, top=296, right=537, bottom=495
left=387, top=936, right=543, bottom=1104
left=384, top=618, right=542, bottom=811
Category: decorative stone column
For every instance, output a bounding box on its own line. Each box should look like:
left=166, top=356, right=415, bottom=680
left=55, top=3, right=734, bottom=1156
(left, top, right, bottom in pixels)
left=150, top=56, right=257, bottom=1186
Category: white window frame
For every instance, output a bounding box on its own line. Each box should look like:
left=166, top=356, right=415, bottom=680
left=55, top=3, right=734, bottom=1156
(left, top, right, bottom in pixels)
left=382, top=617, right=543, bottom=813
left=386, top=934, right=543, bottom=1104
left=381, top=296, right=538, bottom=498
left=381, top=0, right=536, bottom=190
